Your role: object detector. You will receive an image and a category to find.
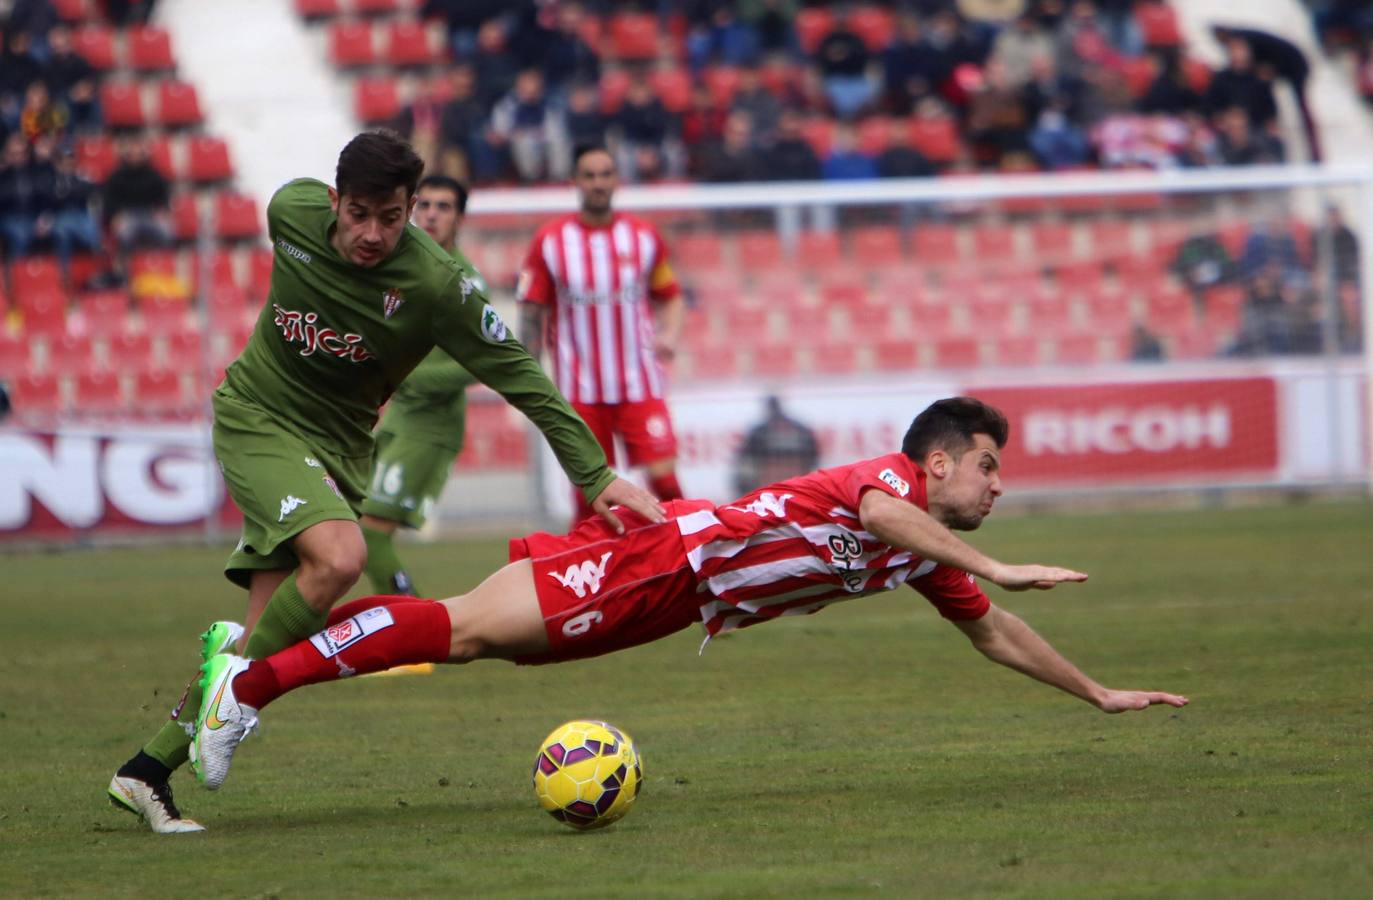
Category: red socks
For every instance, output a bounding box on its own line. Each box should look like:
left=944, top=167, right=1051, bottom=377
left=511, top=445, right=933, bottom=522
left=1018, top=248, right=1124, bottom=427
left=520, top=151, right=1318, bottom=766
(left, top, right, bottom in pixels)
left=648, top=472, right=683, bottom=501
left=233, top=599, right=451, bottom=710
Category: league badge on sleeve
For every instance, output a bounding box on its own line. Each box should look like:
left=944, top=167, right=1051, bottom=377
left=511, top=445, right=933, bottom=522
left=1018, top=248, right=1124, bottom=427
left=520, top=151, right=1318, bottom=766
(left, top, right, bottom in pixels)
left=382, top=287, right=405, bottom=319
left=480, top=304, right=508, bottom=343
left=878, top=468, right=910, bottom=496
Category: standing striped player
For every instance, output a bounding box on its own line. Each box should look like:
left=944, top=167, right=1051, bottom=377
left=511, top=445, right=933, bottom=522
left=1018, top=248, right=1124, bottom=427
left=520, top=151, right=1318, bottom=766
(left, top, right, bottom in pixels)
left=188, top=397, right=1189, bottom=804
left=517, top=144, right=687, bottom=524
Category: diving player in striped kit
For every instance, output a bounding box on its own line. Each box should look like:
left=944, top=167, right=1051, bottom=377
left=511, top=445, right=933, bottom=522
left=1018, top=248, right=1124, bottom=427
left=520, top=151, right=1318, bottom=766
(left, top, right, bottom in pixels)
left=191, top=397, right=1188, bottom=799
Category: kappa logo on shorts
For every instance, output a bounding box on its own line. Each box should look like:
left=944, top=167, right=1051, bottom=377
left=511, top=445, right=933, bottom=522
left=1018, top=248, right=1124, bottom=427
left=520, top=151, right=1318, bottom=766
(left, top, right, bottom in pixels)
left=878, top=468, right=910, bottom=497
left=278, top=495, right=308, bottom=522
left=480, top=304, right=508, bottom=343
left=309, top=606, right=395, bottom=659
left=549, top=551, right=613, bottom=599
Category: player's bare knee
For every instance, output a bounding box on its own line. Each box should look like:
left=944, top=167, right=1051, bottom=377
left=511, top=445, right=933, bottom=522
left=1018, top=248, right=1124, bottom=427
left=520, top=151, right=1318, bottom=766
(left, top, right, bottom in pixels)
left=301, top=545, right=366, bottom=597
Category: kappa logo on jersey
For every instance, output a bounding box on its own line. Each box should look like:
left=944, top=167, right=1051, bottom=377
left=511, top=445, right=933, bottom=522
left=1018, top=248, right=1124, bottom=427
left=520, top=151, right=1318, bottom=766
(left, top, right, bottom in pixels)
left=480, top=304, right=508, bottom=343
left=726, top=492, right=793, bottom=519
left=878, top=468, right=910, bottom=497
left=549, top=551, right=613, bottom=599
left=309, top=606, right=395, bottom=659
left=277, top=238, right=312, bottom=264
left=273, top=304, right=374, bottom=362
left=827, top=531, right=863, bottom=569
left=304, top=457, right=321, bottom=468
left=278, top=495, right=308, bottom=522
left=458, top=273, right=479, bottom=304
left=382, top=287, right=405, bottom=319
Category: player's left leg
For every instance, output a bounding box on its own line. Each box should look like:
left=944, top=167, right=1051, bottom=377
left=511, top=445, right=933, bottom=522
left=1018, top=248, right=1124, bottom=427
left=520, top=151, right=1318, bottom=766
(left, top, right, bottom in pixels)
left=570, top=402, right=617, bottom=525
left=358, top=433, right=460, bottom=595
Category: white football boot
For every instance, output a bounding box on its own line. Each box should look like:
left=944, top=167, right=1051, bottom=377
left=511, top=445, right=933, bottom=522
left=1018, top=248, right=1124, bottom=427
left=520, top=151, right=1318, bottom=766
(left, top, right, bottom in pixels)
left=190, top=654, right=258, bottom=791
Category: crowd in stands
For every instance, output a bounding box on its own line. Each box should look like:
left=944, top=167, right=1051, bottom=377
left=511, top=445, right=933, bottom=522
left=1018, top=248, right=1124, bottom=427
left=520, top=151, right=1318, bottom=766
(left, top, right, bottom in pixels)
left=1, top=0, right=172, bottom=276
left=374, top=0, right=1294, bottom=189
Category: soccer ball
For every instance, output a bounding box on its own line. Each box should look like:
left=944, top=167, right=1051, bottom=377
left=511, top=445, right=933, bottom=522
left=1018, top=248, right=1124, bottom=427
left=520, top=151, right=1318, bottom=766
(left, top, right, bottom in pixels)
left=532, top=720, right=642, bottom=830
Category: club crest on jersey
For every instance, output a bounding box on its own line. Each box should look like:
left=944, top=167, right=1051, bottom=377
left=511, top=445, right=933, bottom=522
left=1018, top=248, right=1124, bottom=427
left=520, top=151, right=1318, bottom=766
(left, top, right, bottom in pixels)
left=549, top=551, right=613, bottom=599
left=878, top=468, right=910, bottom=497
left=382, top=287, right=405, bottom=319
left=480, top=304, right=508, bottom=343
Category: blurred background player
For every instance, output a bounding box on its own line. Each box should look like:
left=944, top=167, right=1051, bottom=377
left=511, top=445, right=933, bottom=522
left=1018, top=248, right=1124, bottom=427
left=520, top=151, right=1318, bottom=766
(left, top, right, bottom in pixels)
left=517, top=144, right=687, bottom=525
left=359, top=175, right=483, bottom=597
left=733, top=394, right=821, bottom=496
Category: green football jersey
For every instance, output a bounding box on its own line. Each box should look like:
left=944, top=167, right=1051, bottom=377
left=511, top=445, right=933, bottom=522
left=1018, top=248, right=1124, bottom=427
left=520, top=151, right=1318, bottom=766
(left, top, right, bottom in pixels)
left=225, top=178, right=613, bottom=497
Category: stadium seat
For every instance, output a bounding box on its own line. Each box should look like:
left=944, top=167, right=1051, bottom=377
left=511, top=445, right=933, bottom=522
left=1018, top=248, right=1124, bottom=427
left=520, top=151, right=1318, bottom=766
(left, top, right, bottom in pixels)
left=47, top=332, right=95, bottom=373
left=1216, top=220, right=1250, bottom=259
left=130, top=249, right=180, bottom=279
left=74, top=369, right=123, bottom=410
left=187, top=136, right=234, bottom=182
left=1082, top=286, right=1133, bottom=334
left=100, top=81, right=146, bottom=128
left=107, top=330, right=155, bottom=369
left=737, top=231, right=783, bottom=269
left=171, top=193, right=201, bottom=242
left=1136, top=1, right=1183, bottom=48
left=703, top=66, right=743, bottom=107
left=148, top=136, right=176, bottom=180
left=1090, top=219, right=1136, bottom=258
left=12, top=256, right=63, bottom=296
left=1031, top=222, right=1075, bottom=260
left=1144, top=284, right=1194, bottom=334
left=807, top=341, right=859, bottom=375
left=968, top=293, right=1015, bottom=337
left=200, top=249, right=242, bottom=292
left=1169, top=327, right=1217, bottom=360
left=848, top=6, right=895, bottom=51
left=18, top=291, right=68, bottom=339
left=724, top=306, right=769, bottom=336
left=74, top=135, right=116, bottom=182
left=165, top=328, right=205, bottom=369
left=384, top=20, right=435, bottom=66
left=1122, top=56, right=1158, bottom=99
left=73, top=24, right=116, bottom=70
left=873, top=338, right=918, bottom=371
left=905, top=297, right=955, bottom=338
left=294, top=0, right=341, bottom=19
left=139, top=295, right=190, bottom=337
left=993, top=335, right=1041, bottom=367
left=249, top=248, right=274, bottom=299
left=1025, top=290, right=1072, bottom=331
left=856, top=117, right=892, bottom=156
left=0, top=332, right=31, bottom=379
left=795, top=7, right=835, bottom=54
left=751, top=344, right=797, bottom=378
left=1054, top=333, right=1101, bottom=365
left=1203, top=284, right=1245, bottom=333
left=649, top=68, right=693, bottom=113
left=1184, top=57, right=1213, bottom=93
left=329, top=20, right=376, bottom=67
left=1054, top=260, right=1104, bottom=295
left=52, top=0, right=93, bottom=21
left=912, top=224, right=960, bottom=262
left=157, top=80, right=205, bottom=127
left=79, top=291, right=131, bottom=334
left=607, top=13, right=658, bottom=60
left=758, top=58, right=800, bottom=98
left=846, top=299, right=894, bottom=335
left=128, top=26, right=176, bottom=72
left=852, top=226, right=903, bottom=267
left=907, top=117, right=961, bottom=165
left=674, top=233, right=724, bottom=270
left=686, top=345, right=738, bottom=380
left=798, top=117, right=835, bottom=158
left=353, top=0, right=399, bottom=13
left=973, top=224, right=1017, bottom=260
left=11, top=372, right=63, bottom=413
left=206, top=285, right=251, bottom=330
left=796, top=231, right=843, bottom=271
left=133, top=367, right=186, bottom=413
left=215, top=193, right=262, bottom=240
left=356, top=76, right=400, bottom=124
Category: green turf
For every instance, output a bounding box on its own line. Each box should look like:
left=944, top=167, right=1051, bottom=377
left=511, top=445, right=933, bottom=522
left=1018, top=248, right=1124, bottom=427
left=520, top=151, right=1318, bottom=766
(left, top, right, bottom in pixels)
left=2, top=502, right=1371, bottom=898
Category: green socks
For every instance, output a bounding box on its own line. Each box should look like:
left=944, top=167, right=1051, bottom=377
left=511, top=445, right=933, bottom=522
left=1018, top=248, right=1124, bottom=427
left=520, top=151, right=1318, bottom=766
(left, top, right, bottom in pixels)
left=141, top=573, right=328, bottom=771
left=362, top=525, right=419, bottom=596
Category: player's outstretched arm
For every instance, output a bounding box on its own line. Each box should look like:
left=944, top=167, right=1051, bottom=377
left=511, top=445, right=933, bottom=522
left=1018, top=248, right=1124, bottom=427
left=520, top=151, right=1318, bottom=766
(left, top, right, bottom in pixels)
left=859, top=491, right=1087, bottom=590
left=952, top=604, right=1189, bottom=713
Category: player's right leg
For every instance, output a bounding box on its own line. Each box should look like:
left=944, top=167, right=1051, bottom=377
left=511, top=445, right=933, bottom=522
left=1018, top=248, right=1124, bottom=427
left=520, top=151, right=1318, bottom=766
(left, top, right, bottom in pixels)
left=570, top=402, right=617, bottom=525
left=358, top=428, right=458, bottom=595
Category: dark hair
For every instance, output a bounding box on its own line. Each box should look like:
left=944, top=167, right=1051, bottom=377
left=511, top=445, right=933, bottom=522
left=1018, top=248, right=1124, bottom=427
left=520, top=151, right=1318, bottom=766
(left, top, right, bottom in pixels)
left=335, top=129, right=424, bottom=202
left=418, top=174, right=469, bottom=213
left=573, top=143, right=614, bottom=169
left=902, top=397, right=1009, bottom=462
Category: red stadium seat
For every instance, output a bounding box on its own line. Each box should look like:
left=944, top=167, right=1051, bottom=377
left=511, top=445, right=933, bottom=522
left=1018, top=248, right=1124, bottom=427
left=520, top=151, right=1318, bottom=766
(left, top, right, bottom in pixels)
left=856, top=117, right=892, bottom=156
left=128, top=26, right=176, bottom=71
left=1136, top=1, right=1182, bottom=48
left=294, top=0, right=341, bottom=19
left=905, top=297, right=956, bottom=338
left=795, top=8, right=835, bottom=54
left=1031, top=222, right=1075, bottom=260
left=1122, top=56, right=1158, bottom=98
left=157, top=80, right=205, bottom=127
left=758, top=59, right=800, bottom=98
left=798, top=117, right=835, bottom=158
left=353, top=0, right=399, bottom=13
left=130, top=249, right=180, bottom=280
left=907, top=117, right=961, bottom=164
left=703, top=66, right=743, bottom=107
left=725, top=306, right=769, bottom=336
left=74, top=135, right=116, bottom=182
left=852, top=226, right=903, bottom=267
left=847, top=299, right=894, bottom=334
left=737, top=231, right=783, bottom=268
left=11, top=372, right=63, bottom=413
left=73, top=24, right=117, bottom=70
left=385, top=20, right=435, bottom=66
left=74, top=369, right=124, bottom=410
left=1169, top=327, right=1216, bottom=360
left=19, top=291, right=68, bottom=338
left=796, top=231, right=843, bottom=271
left=686, top=345, right=738, bottom=380
left=1089, top=219, right=1135, bottom=257
left=355, top=77, right=400, bottom=124
left=1083, top=286, right=1133, bottom=334
left=329, top=20, right=376, bottom=67
left=973, top=224, right=1017, bottom=260
left=215, top=193, right=262, bottom=240
left=808, top=341, right=859, bottom=374
left=751, top=344, right=797, bottom=378
left=133, top=367, right=186, bottom=413
left=107, top=330, right=154, bottom=369
left=165, top=328, right=205, bottom=369
left=1054, top=333, right=1101, bottom=365
left=47, top=332, right=95, bottom=373
left=52, top=0, right=93, bottom=21
left=12, top=256, right=63, bottom=295
left=968, top=293, right=1015, bottom=337
left=608, top=13, right=658, bottom=60
left=848, top=6, right=895, bottom=51
left=148, top=135, right=176, bottom=180
left=873, top=339, right=918, bottom=370
left=249, top=248, right=274, bottom=299
left=198, top=249, right=241, bottom=292
left=187, top=136, right=234, bottom=182
left=1203, top=284, right=1245, bottom=333
left=1216, top=220, right=1250, bottom=259
left=674, top=233, right=724, bottom=270
left=993, top=335, right=1041, bottom=367
left=649, top=68, right=693, bottom=113
left=139, top=295, right=191, bottom=337
left=1024, top=290, right=1071, bottom=332
left=171, top=193, right=201, bottom=242
left=100, top=81, right=146, bottom=128
left=79, top=290, right=130, bottom=334
left=1054, top=260, right=1104, bottom=295
left=206, top=285, right=251, bottom=330
left=912, top=224, right=960, bottom=262
left=1144, top=284, right=1194, bottom=334
left=1184, top=57, right=1213, bottom=93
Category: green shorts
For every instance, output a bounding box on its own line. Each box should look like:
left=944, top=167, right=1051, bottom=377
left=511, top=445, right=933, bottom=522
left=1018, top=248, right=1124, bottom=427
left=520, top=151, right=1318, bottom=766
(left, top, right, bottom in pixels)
left=213, top=386, right=371, bottom=588
left=359, top=427, right=461, bottom=529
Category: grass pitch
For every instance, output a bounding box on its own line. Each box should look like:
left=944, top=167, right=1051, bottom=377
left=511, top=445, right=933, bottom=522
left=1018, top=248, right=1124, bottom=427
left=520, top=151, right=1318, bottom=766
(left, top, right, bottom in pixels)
left=3, top=502, right=1371, bottom=898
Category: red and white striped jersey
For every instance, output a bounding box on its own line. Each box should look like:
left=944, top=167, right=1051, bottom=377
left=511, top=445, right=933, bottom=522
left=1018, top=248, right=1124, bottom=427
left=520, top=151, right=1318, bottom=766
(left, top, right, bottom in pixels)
left=517, top=212, right=680, bottom=405
left=675, top=453, right=990, bottom=638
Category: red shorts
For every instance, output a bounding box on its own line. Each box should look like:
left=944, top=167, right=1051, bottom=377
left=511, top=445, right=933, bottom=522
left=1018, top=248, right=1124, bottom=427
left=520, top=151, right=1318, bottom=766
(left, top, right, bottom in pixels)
left=509, top=499, right=711, bottom=665
left=573, top=398, right=678, bottom=467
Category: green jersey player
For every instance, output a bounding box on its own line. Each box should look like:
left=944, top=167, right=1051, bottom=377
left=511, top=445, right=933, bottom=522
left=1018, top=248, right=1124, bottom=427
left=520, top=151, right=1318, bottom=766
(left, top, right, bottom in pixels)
left=108, top=131, right=663, bottom=833
left=359, top=175, right=481, bottom=597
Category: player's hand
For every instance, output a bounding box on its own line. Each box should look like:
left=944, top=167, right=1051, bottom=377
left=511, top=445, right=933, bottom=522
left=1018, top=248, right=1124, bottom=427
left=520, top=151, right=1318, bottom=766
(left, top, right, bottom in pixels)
left=989, top=564, right=1088, bottom=591
left=1096, top=689, right=1189, bottom=714
left=592, top=477, right=667, bottom=534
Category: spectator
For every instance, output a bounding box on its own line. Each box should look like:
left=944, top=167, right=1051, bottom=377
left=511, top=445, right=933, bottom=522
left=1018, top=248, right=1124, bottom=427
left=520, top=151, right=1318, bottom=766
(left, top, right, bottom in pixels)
left=564, top=80, right=608, bottom=150
left=699, top=110, right=766, bottom=182
left=1232, top=265, right=1300, bottom=356
left=42, top=25, right=101, bottom=133
left=1214, top=25, right=1319, bottom=161
left=44, top=143, right=100, bottom=272
left=967, top=60, right=1034, bottom=167
left=731, top=66, right=783, bottom=143
left=1205, top=35, right=1278, bottom=131
left=528, top=2, right=601, bottom=96
left=1023, top=51, right=1090, bottom=124
left=882, top=13, right=949, bottom=115
left=18, top=80, right=67, bottom=145
left=1172, top=227, right=1235, bottom=308
left=821, top=123, right=877, bottom=181
left=733, top=395, right=820, bottom=496
left=420, top=0, right=507, bottom=58
left=102, top=134, right=173, bottom=256
left=1140, top=53, right=1205, bottom=116
left=1129, top=322, right=1165, bottom=361
left=6, top=0, right=59, bottom=54
left=437, top=64, right=496, bottom=181
left=1311, top=203, right=1360, bottom=286
left=1056, top=0, right=1127, bottom=82
left=1096, top=0, right=1145, bottom=57
left=104, top=0, right=155, bottom=27
left=1215, top=105, right=1284, bottom=166
left=687, top=5, right=761, bottom=72
left=814, top=8, right=875, bottom=119
left=739, top=0, right=799, bottom=58
left=0, top=133, right=50, bottom=258
left=488, top=68, right=569, bottom=183
left=1240, top=216, right=1304, bottom=284
left=681, top=83, right=728, bottom=167
left=472, top=18, right=520, bottom=113
left=991, top=14, right=1055, bottom=88
left=393, top=78, right=448, bottom=169
left=1029, top=97, right=1089, bottom=169
left=766, top=109, right=822, bottom=181
left=1, top=32, right=44, bottom=101
left=1176, top=111, right=1221, bottom=167
left=614, top=76, right=674, bottom=182
left=876, top=121, right=934, bottom=178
